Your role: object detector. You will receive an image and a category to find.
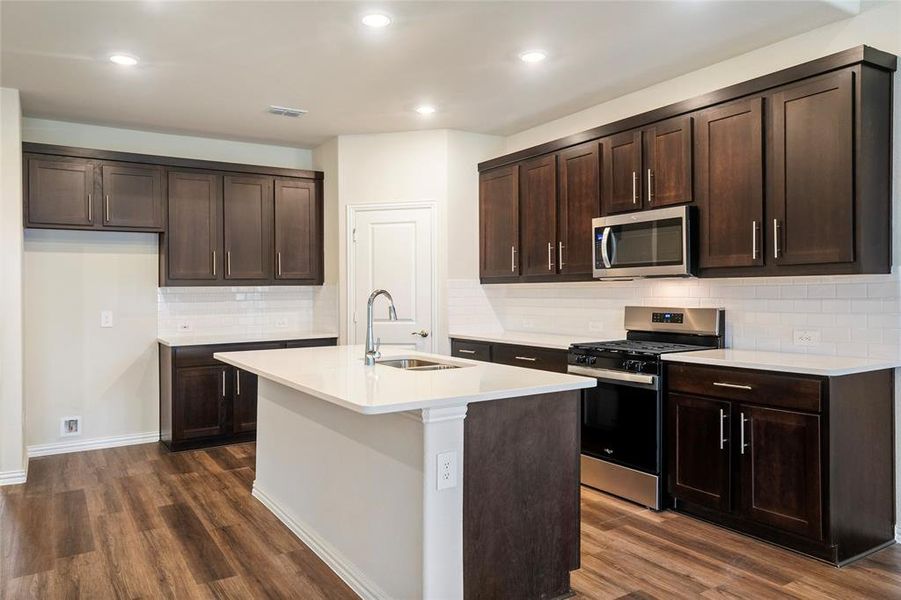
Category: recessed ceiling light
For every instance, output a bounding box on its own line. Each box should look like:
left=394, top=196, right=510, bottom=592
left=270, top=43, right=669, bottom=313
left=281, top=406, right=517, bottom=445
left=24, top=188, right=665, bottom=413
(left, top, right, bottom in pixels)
left=362, top=13, right=391, bottom=28
left=415, top=105, right=436, bottom=115
left=267, top=105, right=308, bottom=118
left=519, top=50, right=547, bottom=63
left=109, top=53, right=139, bottom=66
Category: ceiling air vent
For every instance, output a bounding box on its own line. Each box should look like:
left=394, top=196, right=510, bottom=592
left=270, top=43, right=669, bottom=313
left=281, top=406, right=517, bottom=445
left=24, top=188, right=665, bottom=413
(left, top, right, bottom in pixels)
left=267, top=105, right=308, bottom=118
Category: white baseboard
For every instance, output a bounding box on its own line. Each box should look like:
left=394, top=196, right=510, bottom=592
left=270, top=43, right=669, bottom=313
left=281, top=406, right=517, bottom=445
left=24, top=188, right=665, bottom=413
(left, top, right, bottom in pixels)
left=252, top=484, right=390, bottom=600
left=895, top=524, right=901, bottom=543
left=0, top=468, right=27, bottom=486
left=27, top=431, right=159, bottom=458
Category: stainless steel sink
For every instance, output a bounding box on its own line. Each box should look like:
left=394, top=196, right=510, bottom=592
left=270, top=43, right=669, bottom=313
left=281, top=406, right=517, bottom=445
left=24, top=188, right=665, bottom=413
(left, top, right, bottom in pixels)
left=376, top=358, right=467, bottom=371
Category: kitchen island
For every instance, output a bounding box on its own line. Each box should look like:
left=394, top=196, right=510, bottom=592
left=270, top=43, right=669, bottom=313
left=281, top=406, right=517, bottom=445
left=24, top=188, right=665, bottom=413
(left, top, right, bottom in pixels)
left=214, top=344, right=595, bottom=600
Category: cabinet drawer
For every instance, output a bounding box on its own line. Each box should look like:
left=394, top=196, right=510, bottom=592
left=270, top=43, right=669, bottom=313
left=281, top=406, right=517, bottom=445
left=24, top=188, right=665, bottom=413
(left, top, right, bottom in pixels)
left=451, top=339, right=492, bottom=362
left=174, top=341, right=284, bottom=367
left=493, top=343, right=567, bottom=373
left=667, top=363, right=822, bottom=412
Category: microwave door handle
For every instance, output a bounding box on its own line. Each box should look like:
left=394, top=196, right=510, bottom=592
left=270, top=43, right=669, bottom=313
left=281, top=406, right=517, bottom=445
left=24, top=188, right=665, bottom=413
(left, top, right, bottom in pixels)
left=600, top=227, right=612, bottom=268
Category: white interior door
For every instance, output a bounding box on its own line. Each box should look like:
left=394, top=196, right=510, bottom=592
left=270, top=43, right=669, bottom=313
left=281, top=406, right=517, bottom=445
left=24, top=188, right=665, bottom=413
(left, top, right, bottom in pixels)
left=349, top=204, right=435, bottom=352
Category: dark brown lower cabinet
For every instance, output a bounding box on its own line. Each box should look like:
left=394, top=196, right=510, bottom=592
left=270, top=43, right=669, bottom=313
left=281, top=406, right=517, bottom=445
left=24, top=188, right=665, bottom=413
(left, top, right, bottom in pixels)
left=160, top=337, right=336, bottom=451
left=450, top=338, right=567, bottom=373
left=666, top=363, right=894, bottom=565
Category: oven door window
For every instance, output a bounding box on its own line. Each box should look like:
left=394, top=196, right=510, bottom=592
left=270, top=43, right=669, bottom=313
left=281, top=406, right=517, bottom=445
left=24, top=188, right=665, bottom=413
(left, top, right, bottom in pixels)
left=607, top=217, right=683, bottom=268
left=581, top=381, right=658, bottom=474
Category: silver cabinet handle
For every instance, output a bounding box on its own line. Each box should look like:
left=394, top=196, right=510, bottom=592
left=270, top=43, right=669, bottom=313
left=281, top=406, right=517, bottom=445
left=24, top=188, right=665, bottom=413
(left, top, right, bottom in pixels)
left=276, top=251, right=283, bottom=277
left=457, top=349, right=476, bottom=355
left=236, top=371, right=241, bottom=396
left=88, top=192, right=93, bottom=223
left=631, top=171, right=638, bottom=204
left=719, top=409, right=727, bottom=450
left=558, top=242, right=565, bottom=269
left=740, top=412, right=749, bottom=455
left=647, top=169, right=654, bottom=204
left=511, top=246, right=517, bottom=273
left=514, top=356, right=537, bottom=362
left=221, top=370, right=226, bottom=398
left=104, top=194, right=110, bottom=223
left=713, top=382, right=752, bottom=390
left=411, top=330, right=429, bottom=338
left=751, top=220, right=758, bottom=260
left=547, top=242, right=553, bottom=271
left=226, top=251, right=232, bottom=276
left=773, top=218, right=780, bottom=259
left=212, top=250, right=217, bottom=277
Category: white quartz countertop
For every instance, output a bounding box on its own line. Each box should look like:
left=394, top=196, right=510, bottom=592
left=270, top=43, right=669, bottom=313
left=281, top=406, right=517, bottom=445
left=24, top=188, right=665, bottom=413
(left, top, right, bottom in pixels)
left=158, top=330, right=338, bottom=347
left=214, top=344, right=596, bottom=415
left=449, top=330, right=604, bottom=350
left=662, top=349, right=901, bottom=377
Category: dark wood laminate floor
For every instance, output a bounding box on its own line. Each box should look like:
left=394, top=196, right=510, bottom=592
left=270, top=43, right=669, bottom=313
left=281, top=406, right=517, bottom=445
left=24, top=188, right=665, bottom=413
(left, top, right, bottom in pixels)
left=2, top=442, right=899, bottom=599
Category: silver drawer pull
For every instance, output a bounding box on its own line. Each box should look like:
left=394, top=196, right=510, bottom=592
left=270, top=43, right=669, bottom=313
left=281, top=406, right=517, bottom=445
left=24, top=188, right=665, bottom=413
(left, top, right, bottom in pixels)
left=221, top=370, right=226, bottom=397
left=713, top=382, right=752, bottom=390
left=457, top=349, right=476, bottom=355
left=514, top=356, right=537, bottom=362
left=719, top=409, right=727, bottom=450
left=740, top=412, right=750, bottom=455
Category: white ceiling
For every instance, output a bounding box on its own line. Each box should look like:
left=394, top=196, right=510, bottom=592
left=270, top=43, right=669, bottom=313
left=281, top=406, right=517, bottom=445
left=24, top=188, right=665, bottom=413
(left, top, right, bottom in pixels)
left=1, top=1, right=864, bottom=149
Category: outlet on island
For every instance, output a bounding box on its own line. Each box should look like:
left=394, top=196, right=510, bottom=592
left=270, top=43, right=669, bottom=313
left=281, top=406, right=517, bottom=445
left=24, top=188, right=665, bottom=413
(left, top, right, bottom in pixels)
left=437, top=450, right=457, bottom=491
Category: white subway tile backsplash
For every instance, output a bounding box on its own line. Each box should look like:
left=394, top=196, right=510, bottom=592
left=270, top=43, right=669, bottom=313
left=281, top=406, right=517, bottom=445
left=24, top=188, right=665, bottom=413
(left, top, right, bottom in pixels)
left=448, top=273, right=901, bottom=360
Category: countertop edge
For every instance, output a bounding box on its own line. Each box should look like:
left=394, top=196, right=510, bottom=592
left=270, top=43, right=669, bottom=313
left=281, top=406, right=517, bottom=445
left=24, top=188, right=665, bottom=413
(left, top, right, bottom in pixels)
left=661, top=352, right=901, bottom=377
left=449, top=331, right=597, bottom=350
left=158, top=332, right=339, bottom=347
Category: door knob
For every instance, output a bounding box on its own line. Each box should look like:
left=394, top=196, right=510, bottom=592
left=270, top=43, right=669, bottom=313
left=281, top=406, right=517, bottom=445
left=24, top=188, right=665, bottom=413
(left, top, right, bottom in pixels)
left=411, top=330, right=429, bottom=338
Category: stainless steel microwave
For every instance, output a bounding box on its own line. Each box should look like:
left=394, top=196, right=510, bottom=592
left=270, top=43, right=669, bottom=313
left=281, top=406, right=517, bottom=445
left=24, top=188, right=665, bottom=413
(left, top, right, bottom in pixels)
left=592, top=205, right=696, bottom=279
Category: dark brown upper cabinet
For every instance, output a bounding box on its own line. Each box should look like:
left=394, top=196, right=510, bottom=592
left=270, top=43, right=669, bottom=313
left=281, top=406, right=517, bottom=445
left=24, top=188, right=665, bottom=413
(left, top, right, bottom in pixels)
left=100, top=163, right=164, bottom=230
left=769, top=70, right=854, bottom=268
left=519, top=154, right=558, bottom=279
left=643, top=115, right=693, bottom=208
left=274, top=179, right=321, bottom=282
left=223, top=175, right=273, bottom=281
left=165, top=171, right=221, bottom=282
left=601, top=129, right=642, bottom=214
left=479, top=165, right=520, bottom=281
left=556, top=141, right=601, bottom=278
left=696, top=98, right=764, bottom=270
left=25, top=155, right=96, bottom=229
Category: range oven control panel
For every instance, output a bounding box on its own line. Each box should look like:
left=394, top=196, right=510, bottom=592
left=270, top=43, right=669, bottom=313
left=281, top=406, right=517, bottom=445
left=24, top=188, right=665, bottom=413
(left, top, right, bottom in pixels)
left=651, top=311, right=683, bottom=324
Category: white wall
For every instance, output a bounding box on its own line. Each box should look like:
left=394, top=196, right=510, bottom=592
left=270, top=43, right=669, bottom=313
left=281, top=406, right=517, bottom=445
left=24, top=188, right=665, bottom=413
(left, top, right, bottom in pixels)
left=0, top=88, right=26, bottom=482
left=23, top=118, right=313, bottom=170
left=21, top=119, right=322, bottom=450
left=322, top=129, right=503, bottom=351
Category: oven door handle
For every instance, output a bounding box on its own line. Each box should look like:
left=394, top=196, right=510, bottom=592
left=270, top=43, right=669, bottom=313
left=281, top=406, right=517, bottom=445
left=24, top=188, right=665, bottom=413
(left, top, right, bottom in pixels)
left=567, top=365, right=658, bottom=389
left=600, top=226, right=612, bottom=268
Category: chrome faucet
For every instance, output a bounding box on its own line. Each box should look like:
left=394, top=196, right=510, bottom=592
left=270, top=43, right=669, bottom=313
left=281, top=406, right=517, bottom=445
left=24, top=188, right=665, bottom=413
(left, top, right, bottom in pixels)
left=364, top=289, right=398, bottom=365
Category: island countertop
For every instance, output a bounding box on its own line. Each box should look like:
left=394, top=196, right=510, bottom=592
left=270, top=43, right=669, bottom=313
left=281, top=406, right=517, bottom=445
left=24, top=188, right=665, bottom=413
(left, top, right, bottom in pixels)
left=214, top=344, right=596, bottom=415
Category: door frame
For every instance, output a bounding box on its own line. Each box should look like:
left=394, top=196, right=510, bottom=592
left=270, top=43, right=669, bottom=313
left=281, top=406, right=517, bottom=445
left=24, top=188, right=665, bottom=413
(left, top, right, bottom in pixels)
left=345, top=202, right=439, bottom=351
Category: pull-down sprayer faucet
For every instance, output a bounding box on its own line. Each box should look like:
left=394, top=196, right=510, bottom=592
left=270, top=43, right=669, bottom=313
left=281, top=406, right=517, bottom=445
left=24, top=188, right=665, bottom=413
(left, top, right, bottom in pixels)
left=364, top=289, right=398, bottom=365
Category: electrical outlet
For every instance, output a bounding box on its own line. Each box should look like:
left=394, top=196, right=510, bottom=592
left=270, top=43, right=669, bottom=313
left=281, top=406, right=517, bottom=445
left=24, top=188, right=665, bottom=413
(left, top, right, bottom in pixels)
left=61, top=416, right=81, bottom=437
left=100, top=310, right=114, bottom=328
left=437, top=451, right=457, bottom=491
left=793, top=329, right=821, bottom=346
left=588, top=321, right=606, bottom=332
left=275, top=317, right=289, bottom=329
left=177, top=321, right=193, bottom=332
left=521, top=319, right=535, bottom=329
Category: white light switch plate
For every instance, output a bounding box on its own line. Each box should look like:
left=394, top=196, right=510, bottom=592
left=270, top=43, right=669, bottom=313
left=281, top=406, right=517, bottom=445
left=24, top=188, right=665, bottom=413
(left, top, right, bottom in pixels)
left=100, top=310, right=114, bottom=328
left=793, top=329, right=821, bottom=346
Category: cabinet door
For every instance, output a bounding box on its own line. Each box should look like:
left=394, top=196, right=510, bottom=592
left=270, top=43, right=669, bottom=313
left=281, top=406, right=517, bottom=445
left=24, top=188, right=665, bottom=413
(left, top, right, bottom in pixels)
left=519, top=154, right=557, bottom=278
left=273, top=179, right=320, bottom=282
left=100, top=163, right=164, bottom=230
left=167, top=171, right=221, bottom=281
left=738, top=405, right=823, bottom=540
left=233, top=369, right=258, bottom=434
left=479, top=165, right=519, bottom=279
left=770, top=70, right=854, bottom=266
left=557, top=142, right=600, bottom=277
left=696, top=98, right=764, bottom=269
left=601, top=130, right=642, bottom=214
left=26, top=156, right=96, bottom=227
left=668, top=394, right=731, bottom=511
left=174, top=366, right=229, bottom=440
left=224, top=175, right=272, bottom=280
left=644, top=115, right=692, bottom=208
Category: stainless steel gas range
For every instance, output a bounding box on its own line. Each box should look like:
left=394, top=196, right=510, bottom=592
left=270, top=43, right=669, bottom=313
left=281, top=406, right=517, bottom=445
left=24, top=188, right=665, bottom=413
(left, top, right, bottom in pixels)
left=568, top=306, right=724, bottom=510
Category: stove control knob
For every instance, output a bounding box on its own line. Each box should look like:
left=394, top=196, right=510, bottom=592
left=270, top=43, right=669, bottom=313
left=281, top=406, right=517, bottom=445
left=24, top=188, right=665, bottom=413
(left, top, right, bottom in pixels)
left=576, top=355, right=587, bottom=364
left=586, top=356, right=597, bottom=365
